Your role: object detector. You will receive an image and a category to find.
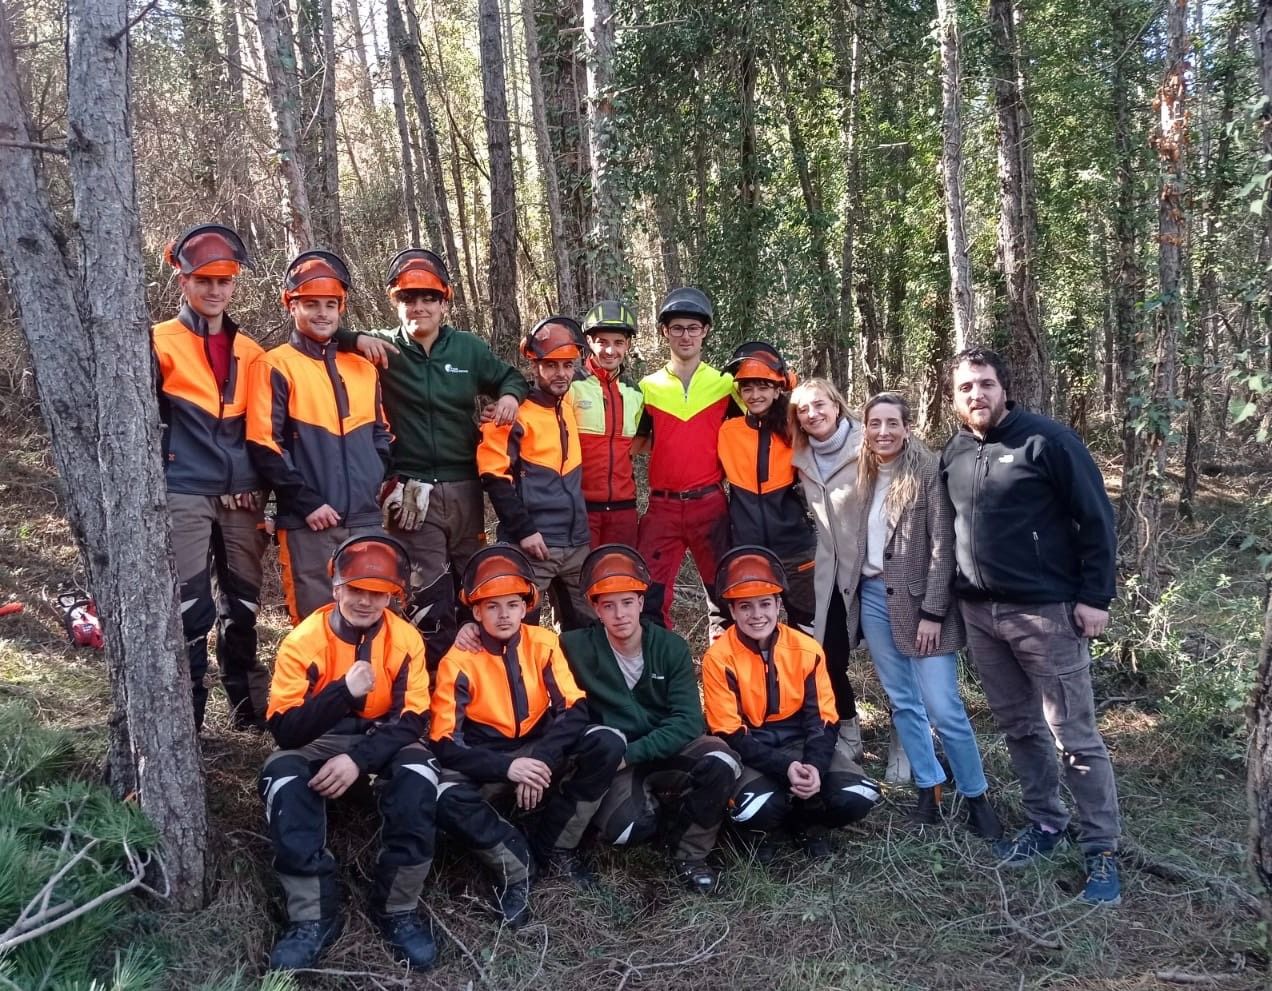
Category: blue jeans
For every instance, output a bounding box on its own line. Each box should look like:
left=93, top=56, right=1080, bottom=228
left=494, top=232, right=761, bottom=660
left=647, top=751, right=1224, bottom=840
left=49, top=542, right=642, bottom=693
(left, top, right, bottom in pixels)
left=858, top=578, right=988, bottom=796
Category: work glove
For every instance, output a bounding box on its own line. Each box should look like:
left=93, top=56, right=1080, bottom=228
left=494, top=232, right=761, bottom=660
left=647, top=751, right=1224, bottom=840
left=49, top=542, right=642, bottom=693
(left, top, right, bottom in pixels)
left=397, top=479, right=433, bottom=531
left=381, top=480, right=405, bottom=528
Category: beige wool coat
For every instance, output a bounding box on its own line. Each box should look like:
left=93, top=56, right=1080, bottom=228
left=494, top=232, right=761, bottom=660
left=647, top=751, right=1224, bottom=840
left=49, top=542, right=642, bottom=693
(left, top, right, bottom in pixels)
left=790, top=419, right=866, bottom=645
left=843, top=451, right=966, bottom=657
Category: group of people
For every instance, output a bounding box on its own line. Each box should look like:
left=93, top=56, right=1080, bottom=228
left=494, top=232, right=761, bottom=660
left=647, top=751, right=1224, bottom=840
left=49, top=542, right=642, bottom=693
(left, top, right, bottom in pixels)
left=154, top=223, right=1123, bottom=973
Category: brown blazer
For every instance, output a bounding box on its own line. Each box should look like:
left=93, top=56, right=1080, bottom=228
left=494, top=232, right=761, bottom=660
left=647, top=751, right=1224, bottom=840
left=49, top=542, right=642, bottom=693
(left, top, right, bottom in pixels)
left=846, top=451, right=965, bottom=657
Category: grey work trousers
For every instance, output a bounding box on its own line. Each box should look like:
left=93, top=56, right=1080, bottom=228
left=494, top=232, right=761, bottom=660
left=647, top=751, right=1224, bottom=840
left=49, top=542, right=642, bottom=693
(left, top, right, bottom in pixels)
left=277, top=523, right=383, bottom=625
left=960, top=598, right=1121, bottom=852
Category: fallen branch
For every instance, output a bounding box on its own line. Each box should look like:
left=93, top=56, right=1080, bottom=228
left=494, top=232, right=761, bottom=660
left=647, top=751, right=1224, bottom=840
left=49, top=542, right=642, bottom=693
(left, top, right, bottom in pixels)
left=612, top=922, right=730, bottom=991
left=0, top=139, right=67, bottom=155
left=1121, top=842, right=1262, bottom=916
left=991, top=870, right=1062, bottom=950
left=1153, top=969, right=1237, bottom=985
left=1095, top=694, right=1148, bottom=712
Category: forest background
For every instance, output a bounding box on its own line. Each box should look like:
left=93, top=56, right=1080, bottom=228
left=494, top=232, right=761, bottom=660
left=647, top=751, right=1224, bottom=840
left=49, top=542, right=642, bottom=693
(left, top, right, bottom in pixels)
left=0, top=0, right=1271, bottom=988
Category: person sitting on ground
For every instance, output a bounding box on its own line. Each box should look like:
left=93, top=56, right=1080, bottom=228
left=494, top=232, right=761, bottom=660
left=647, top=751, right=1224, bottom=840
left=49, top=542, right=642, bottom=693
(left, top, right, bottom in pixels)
left=718, top=341, right=818, bottom=634
left=702, top=545, right=882, bottom=860
left=259, top=535, right=438, bottom=972
left=477, top=317, right=593, bottom=628
left=247, top=250, right=391, bottom=625
left=850, top=391, right=1002, bottom=838
left=561, top=544, right=740, bottom=894
left=430, top=544, right=626, bottom=927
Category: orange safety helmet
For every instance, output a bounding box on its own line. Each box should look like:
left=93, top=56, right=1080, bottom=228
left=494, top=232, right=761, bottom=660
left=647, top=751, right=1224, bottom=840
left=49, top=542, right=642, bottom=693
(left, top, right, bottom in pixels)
left=725, top=341, right=798, bottom=391
left=581, top=544, right=651, bottom=600
left=521, top=316, right=586, bottom=362
left=459, top=544, right=540, bottom=608
left=715, top=545, right=788, bottom=600
left=281, top=250, right=351, bottom=311
left=385, top=247, right=452, bottom=300
left=328, top=534, right=411, bottom=598
left=165, top=224, right=253, bottom=278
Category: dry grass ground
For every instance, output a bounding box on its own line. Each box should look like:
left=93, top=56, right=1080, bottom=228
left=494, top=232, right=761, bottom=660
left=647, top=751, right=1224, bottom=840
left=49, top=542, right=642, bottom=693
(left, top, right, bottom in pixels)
left=0, top=420, right=1268, bottom=991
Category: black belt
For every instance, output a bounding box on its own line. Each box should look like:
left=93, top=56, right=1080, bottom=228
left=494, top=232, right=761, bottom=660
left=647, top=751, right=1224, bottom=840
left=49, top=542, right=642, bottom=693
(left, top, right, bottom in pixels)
left=586, top=499, right=638, bottom=512
left=649, top=484, right=722, bottom=501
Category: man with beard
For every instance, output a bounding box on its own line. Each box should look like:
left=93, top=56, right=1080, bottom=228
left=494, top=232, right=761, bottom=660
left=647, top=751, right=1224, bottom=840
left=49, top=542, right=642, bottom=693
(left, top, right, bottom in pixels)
left=940, top=346, right=1121, bottom=905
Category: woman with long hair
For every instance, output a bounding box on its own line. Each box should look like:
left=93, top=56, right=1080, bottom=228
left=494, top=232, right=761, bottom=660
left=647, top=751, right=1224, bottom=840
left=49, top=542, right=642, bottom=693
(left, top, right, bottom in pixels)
left=848, top=391, right=1001, bottom=835
left=786, top=377, right=866, bottom=764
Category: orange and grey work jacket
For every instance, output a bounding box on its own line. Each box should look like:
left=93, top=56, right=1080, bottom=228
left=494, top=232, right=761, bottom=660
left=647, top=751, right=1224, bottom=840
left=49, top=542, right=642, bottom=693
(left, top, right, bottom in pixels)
left=429, top=624, right=590, bottom=781
left=266, top=604, right=430, bottom=773
left=718, top=415, right=817, bottom=559
left=701, top=624, right=838, bottom=778
left=477, top=389, right=589, bottom=547
left=153, top=304, right=263, bottom=496
left=569, top=357, right=644, bottom=511
left=246, top=332, right=391, bottom=530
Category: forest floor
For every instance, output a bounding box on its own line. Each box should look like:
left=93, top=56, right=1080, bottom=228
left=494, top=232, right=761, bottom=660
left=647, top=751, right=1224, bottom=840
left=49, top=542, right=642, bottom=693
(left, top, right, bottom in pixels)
left=0, top=409, right=1269, bottom=991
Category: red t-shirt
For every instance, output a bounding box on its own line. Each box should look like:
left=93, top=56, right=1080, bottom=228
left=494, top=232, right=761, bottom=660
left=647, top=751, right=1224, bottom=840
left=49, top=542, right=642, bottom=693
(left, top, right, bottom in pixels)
left=206, top=329, right=231, bottom=389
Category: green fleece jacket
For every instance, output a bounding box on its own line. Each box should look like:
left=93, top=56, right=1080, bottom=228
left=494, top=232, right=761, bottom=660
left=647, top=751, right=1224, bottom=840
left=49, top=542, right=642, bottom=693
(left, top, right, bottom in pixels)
left=560, top=619, right=704, bottom=765
left=340, top=323, right=528, bottom=482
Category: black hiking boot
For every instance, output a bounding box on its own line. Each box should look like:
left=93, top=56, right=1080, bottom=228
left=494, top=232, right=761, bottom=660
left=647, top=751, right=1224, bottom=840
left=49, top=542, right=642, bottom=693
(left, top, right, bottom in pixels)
left=268, top=915, right=344, bottom=971
left=374, top=910, right=438, bottom=970
left=493, top=878, right=532, bottom=928
left=673, top=859, right=720, bottom=895
left=538, top=846, right=600, bottom=890
left=909, top=785, right=943, bottom=826
left=963, top=793, right=1004, bottom=840
left=793, top=829, right=833, bottom=861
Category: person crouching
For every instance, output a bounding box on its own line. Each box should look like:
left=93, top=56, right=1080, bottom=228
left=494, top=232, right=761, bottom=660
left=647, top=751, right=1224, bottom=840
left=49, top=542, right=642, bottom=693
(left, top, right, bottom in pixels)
left=702, top=546, right=882, bottom=860
left=429, top=545, right=625, bottom=927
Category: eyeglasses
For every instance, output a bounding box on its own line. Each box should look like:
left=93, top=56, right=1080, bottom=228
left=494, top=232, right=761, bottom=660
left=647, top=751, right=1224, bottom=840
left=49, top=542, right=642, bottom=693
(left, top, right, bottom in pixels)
left=666, top=323, right=706, bottom=338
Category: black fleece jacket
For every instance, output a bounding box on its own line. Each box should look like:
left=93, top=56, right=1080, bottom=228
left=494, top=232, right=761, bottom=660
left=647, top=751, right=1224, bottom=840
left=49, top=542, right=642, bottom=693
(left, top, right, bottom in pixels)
left=939, top=404, right=1116, bottom=609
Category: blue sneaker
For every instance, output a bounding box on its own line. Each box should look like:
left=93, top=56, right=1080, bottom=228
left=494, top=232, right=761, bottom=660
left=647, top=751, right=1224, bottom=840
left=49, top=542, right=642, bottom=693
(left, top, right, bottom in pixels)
left=1079, top=850, right=1122, bottom=905
left=992, top=825, right=1064, bottom=868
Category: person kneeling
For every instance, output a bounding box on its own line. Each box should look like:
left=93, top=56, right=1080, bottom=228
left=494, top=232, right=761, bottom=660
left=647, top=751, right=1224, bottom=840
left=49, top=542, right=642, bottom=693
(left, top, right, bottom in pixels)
left=431, top=545, right=625, bottom=927
left=260, top=535, right=437, bottom=971
left=562, top=545, right=740, bottom=894
left=702, top=546, right=882, bottom=860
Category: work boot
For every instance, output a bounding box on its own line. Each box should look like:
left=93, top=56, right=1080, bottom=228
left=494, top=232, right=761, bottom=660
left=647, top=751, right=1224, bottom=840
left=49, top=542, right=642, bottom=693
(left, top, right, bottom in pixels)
left=268, top=915, right=344, bottom=971
left=1079, top=851, right=1122, bottom=905
left=673, top=859, right=719, bottom=895
left=835, top=717, right=864, bottom=765
left=737, top=829, right=780, bottom=866
left=492, top=878, right=532, bottom=928
left=374, top=911, right=438, bottom=970
left=538, top=846, right=599, bottom=890
left=963, top=793, right=1004, bottom=840
left=909, top=785, right=943, bottom=826
left=992, top=825, right=1064, bottom=868
left=793, top=828, right=833, bottom=861
left=884, top=724, right=911, bottom=785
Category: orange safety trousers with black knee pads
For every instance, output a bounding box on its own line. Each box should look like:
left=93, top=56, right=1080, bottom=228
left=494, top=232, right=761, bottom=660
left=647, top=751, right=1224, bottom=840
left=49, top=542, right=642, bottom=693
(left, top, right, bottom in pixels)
left=154, top=305, right=268, bottom=729
left=429, top=625, right=625, bottom=876
left=261, top=606, right=436, bottom=923
left=246, top=332, right=392, bottom=624
left=701, top=624, right=880, bottom=835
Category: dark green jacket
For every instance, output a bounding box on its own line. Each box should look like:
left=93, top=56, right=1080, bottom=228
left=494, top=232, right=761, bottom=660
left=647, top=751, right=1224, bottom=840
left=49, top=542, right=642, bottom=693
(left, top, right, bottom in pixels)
left=560, top=619, right=704, bottom=765
left=342, top=324, right=528, bottom=482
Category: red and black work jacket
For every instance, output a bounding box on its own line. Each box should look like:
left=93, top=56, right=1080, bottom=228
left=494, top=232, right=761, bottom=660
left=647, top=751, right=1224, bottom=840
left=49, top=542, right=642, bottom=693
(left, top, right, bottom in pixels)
left=718, top=414, right=817, bottom=559
left=569, top=356, right=644, bottom=510
left=246, top=332, right=391, bottom=530
left=152, top=304, right=263, bottom=496
left=430, top=624, right=590, bottom=781
left=701, top=624, right=838, bottom=778
left=266, top=605, right=430, bottom=773
left=477, top=388, right=589, bottom=547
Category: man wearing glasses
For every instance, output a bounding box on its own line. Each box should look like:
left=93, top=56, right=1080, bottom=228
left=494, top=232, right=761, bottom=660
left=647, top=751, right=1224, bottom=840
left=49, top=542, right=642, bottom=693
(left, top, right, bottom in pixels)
left=635, top=287, right=737, bottom=635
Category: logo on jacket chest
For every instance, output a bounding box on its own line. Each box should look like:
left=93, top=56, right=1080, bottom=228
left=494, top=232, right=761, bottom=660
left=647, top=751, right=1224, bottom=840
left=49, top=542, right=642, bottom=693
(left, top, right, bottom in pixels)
left=443, top=364, right=469, bottom=374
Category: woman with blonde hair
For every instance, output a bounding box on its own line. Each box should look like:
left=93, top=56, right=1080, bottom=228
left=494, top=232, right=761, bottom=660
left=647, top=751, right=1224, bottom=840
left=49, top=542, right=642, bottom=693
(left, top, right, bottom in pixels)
left=846, top=391, right=1001, bottom=835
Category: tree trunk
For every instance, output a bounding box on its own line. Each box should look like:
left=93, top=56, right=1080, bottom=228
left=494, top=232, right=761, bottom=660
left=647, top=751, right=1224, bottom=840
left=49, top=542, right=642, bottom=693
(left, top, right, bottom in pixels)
left=1250, top=573, right=1272, bottom=904
left=988, top=0, right=1047, bottom=410
left=522, top=0, right=578, bottom=313
left=478, top=0, right=522, bottom=355
left=583, top=0, right=624, bottom=296
left=831, top=0, right=861, bottom=387
left=255, top=0, right=315, bottom=251
left=936, top=0, right=974, bottom=350
left=182, top=0, right=222, bottom=201
left=0, top=0, right=209, bottom=909
left=857, top=276, right=884, bottom=398
left=318, top=0, right=341, bottom=249
left=653, top=187, right=683, bottom=292
left=735, top=35, right=760, bottom=340
left=387, top=0, right=441, bottom=250
left=222, top=0, right=253, bottom=235
left=1259, top=2, right=1272, bottom=375
left=401, top=0, right=469, bottom=321
left=346, top=0, right=377, bottom=111
left=387, top=28, right=422, bottom=245
left=1131, top=0, right=1189, bottom=590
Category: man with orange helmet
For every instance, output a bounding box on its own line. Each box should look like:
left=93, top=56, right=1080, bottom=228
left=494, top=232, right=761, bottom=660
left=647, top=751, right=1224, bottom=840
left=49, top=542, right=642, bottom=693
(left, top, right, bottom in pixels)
left=247, top=250, right=392, bottom=624
left=571, top=300, right=644, bottom=548
left=430, top=545, right=625, bottom=925
left=561, top=544, right=739, bottom=894
left=260, top=535, right=437, bottom=972
left=702, top=546, right=881, bottom=860
left=476, top=317, right=592, bottom=628
left=153, top=223, right=270, bottom=731
left=340, top=249, right=527, bottom=663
